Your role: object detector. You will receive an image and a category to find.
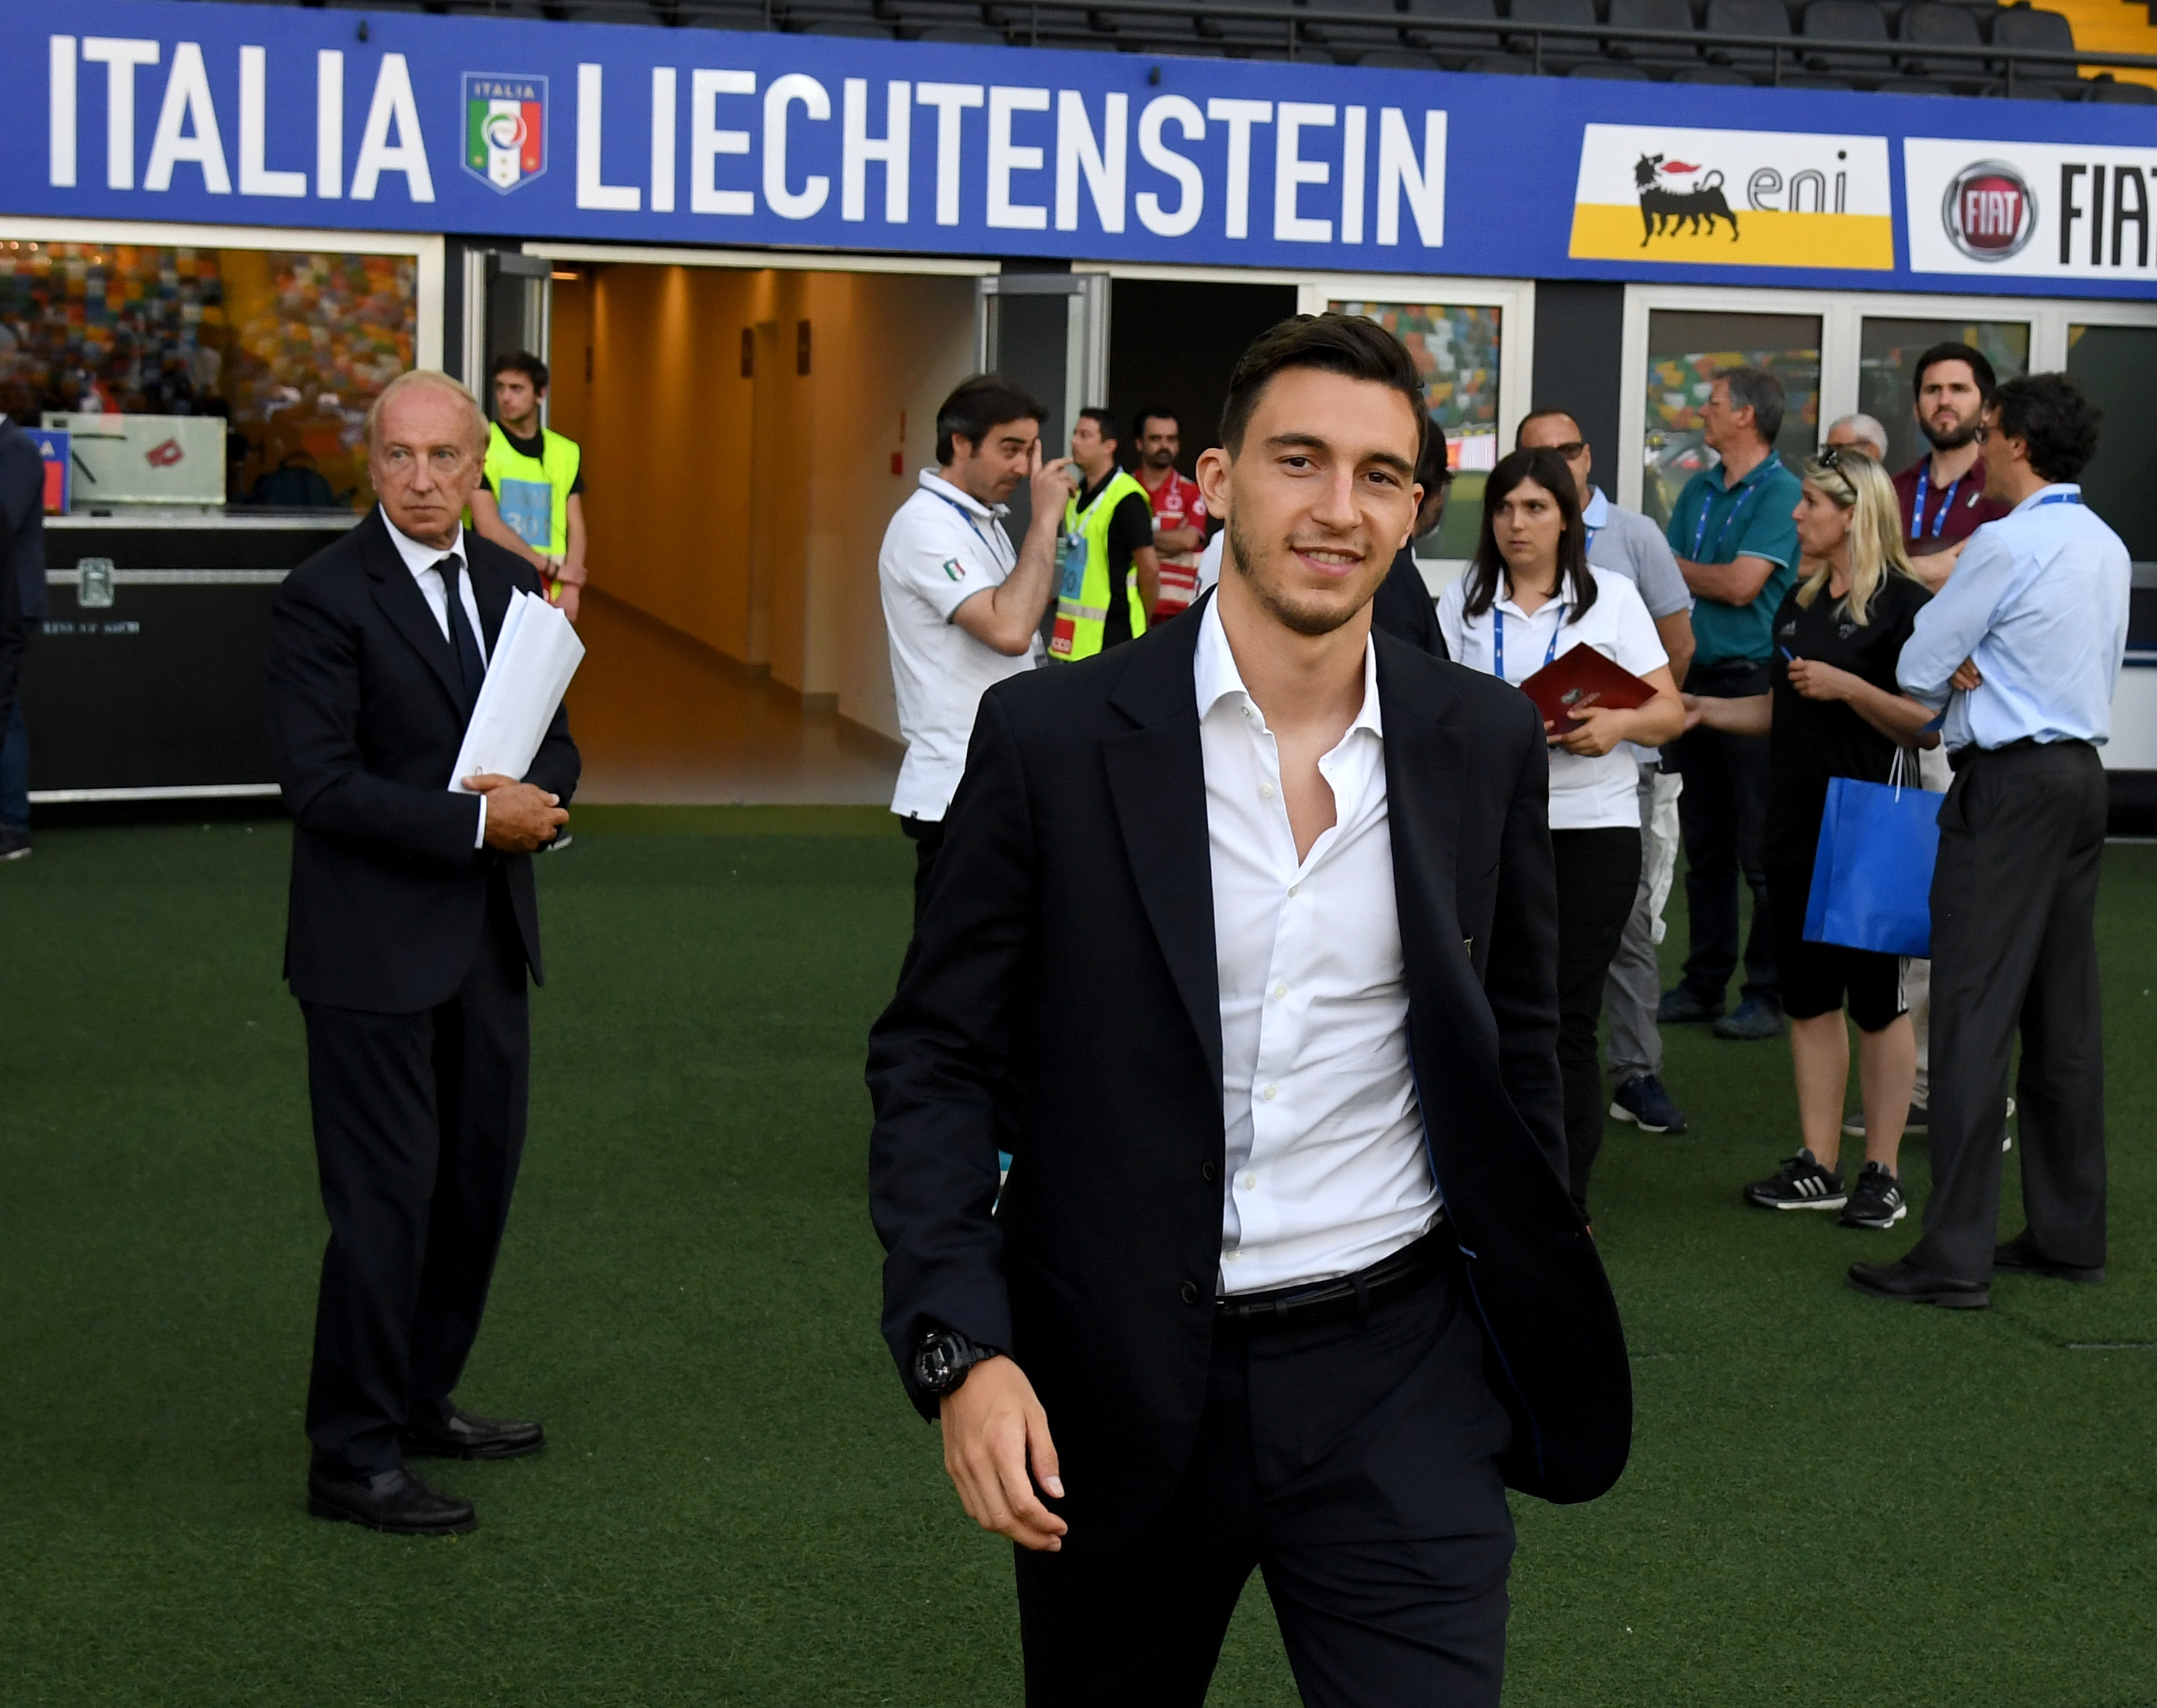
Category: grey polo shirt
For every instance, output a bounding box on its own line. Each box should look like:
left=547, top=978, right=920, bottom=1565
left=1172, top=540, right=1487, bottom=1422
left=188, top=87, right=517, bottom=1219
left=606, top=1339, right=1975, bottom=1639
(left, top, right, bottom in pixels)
left=1584, top=487, right=1691, bottom=620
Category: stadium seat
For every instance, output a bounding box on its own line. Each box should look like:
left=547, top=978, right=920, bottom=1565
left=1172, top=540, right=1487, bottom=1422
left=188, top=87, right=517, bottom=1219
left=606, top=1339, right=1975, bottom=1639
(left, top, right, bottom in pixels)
left=1401, top=0, right=1505, bottom=59
left=1358, top=46, right=1449, bottom=63
left=1195, top=0, right=1294, bottom=45
left=793, top=17, right=899, bottom=32
left=1991, top=4, right=2082, bottom=86
left=1571, top=58, right=1655, bottom=73
left=1779, top=69, right=1854, bottom=84
left=1895, top=2, right=1984, bottom=77
left=1246, top=44, right=1340, bottom=57
left=1605, top=0, right=1702, bottom=66
left=1127, top=38, right=1233, bottom=50
left=1801, top=0, right=1892, bottom=72
left=984, top=1, right=1093, bottom=40
left=1702, top=0, right=1792, bottom=68
left=915, top=22, right=1010, bottom=38
left=1505, top=0, right=1603, bottom=63
left=2086, top=73, right=2157, bottom=101
left=1087, top=1, right=1194, bottom=37
left=1874, top=73, right=1953, bottom=89
left=1301, top=0, right=1409, bottom=50
left=1462, top=49, right=1539, bottom=68
left=1672, top=59, right=1756, bottom=78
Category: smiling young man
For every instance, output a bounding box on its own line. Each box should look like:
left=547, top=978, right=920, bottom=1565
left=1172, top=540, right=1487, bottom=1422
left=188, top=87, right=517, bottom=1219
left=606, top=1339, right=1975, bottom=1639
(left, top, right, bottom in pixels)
left=868, top=315, right=1631, bottom=1706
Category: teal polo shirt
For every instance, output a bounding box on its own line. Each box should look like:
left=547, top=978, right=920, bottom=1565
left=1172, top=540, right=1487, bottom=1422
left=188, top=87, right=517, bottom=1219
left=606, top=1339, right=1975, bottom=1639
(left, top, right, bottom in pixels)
left=1667, top=454, right=1803, bottom=668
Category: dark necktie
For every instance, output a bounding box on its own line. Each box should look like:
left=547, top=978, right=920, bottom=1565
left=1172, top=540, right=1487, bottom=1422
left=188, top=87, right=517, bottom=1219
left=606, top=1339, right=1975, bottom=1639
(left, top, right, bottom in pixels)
left=434, top=554, right=486, bottom=707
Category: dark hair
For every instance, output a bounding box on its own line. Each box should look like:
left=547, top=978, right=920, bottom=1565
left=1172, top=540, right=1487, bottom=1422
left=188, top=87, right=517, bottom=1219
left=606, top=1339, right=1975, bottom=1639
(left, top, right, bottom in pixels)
left=490, top=349, right=549, bottom=392
left=1076, top=405, right=1119, bottom=446
left=1993, top=372, right=2102, bottom=484
left=1132, top=405, right=1179, bottom=441
left=1219, top=313, right=1426, bottom=459
left=1462, top=446, right=1598, bottom=624
left=1514, top=406, right=1582, bottom=448
left=935, top=373, right=1047, bottom=464
left=1416, top=418, right=1453, bottom=492
left=1717, top=366, right=1785, bottom=447
left=1912, top=341, right=1997, bottom=403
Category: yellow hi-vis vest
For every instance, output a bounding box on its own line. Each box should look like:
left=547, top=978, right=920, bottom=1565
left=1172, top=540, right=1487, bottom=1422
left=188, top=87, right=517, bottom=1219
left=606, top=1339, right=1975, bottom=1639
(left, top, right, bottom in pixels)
left=482, top=422, right=580, bottom=561
left=1049, top=469, right=1149, bottom=663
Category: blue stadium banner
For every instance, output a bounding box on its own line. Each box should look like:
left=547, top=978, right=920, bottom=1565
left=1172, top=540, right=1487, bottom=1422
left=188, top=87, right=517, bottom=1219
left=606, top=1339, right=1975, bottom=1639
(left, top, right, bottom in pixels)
left=9, top=0, right=2157, bottom=295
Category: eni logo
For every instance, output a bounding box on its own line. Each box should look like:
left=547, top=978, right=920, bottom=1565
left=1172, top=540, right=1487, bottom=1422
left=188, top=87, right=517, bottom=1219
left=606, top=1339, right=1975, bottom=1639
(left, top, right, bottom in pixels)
left=463, top=74, right=549, bottom=194
left=1942, top=160, right=2036, bottom=262
left=1633, top=155, right=1739, bottom=245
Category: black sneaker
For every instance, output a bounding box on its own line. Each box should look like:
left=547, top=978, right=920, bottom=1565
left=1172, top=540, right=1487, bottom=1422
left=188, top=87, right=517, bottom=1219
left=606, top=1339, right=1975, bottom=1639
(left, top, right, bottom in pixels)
left=0, top=827, right=28, bottom=861
left=1609, top=1073, right=1687, bottom=1134
left=1838, top=1162, right=1908, bottom=1229
left=1712, top=996, right=1785, bottom=1041
left=1744, top=1148, right=1848, bottom=1211
left=1657, top=985, right=1723, bottom=1024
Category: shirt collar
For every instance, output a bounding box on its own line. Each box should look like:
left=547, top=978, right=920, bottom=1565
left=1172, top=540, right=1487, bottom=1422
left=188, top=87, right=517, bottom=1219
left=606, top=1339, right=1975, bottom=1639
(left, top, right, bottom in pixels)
left=1583, top=486, right=1611, bottom=528
left=1195, top=593, right=1383, bottom=738
left=1711, top=452, right=1781, bottom=498
left=919, top=468, right=1008, bottom=521
left=2010, top=482, right=2079, bottom=515
left=378, top=505, right=466, bottom=579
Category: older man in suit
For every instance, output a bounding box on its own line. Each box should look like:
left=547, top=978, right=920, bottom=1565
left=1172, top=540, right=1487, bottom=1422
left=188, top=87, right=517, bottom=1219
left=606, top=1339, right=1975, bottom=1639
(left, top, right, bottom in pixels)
left=869, top=315, right=1630, bottom=1706
left=265, top=370, right=577, bottom=1535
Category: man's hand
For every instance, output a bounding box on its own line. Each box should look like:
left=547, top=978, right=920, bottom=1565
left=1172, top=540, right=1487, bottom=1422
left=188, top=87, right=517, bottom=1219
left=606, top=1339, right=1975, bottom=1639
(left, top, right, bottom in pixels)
left=1680, top=692, right=1705, bottom=733
left=1951, top=656, right=1983, bottom=692
left=466, top=774, right=568, bottom=852
left=1029, top=446, right=1079, bottom=532
left=553, top=582, right=582, bottom=623
left=938, top=1356, right=1067, bottom=1553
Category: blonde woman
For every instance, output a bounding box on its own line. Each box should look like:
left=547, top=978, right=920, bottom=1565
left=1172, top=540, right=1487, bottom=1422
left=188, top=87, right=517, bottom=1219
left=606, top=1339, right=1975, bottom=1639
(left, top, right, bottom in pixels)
left=1682, top=447, right=1939, bottom=1230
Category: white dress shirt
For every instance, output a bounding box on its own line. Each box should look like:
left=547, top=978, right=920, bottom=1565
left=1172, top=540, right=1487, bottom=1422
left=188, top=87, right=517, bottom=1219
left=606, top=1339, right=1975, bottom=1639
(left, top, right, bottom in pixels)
left=1897, top=484, right=2131, bottom=751
left=1196, top=597, right=1440, bottom=1296
left=380, top=506, right=492, bottom=847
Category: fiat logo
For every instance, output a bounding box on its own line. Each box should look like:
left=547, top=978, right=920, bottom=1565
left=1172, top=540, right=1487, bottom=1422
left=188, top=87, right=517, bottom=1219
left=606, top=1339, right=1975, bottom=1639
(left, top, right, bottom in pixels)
left=1943, top=160, right=2036, bottom=262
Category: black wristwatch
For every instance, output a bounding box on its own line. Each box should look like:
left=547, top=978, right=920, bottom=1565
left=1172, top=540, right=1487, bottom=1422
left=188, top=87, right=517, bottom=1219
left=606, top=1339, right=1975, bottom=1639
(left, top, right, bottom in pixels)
left=912, top=1328, right=1001, bottom=1397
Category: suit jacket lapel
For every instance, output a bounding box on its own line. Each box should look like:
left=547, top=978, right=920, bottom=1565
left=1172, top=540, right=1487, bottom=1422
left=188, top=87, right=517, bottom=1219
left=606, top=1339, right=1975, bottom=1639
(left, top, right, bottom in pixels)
left=1102, top=605, right=1223, bottom=1094
left=361, top=510, right=467, bottom=715
left=1376, top=634, right=1473, bottom=1001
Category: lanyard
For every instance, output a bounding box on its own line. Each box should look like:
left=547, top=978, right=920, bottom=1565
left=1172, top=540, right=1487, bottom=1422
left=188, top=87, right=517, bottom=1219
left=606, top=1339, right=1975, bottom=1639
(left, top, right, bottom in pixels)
left=1910, top=464, right=1964, bottom=540
left=1493, top=602, right=1565, bottom=683
left=1690, top=469, right=1767, bottom=561
left=928, top=489, right=1014, bottom=571
left=2031, top=489, right=2084, bottom=508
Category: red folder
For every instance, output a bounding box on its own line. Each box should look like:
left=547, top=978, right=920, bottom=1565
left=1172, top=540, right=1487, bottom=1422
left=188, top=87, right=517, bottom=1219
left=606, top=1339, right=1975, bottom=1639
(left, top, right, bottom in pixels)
left=1519, top=645, right=1654, bottom=735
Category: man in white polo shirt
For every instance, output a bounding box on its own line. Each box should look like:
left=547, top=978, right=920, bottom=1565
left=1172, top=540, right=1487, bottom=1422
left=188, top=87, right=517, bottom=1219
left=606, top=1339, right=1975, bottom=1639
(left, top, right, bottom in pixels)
left=880, top=375, right=1074, bottom=918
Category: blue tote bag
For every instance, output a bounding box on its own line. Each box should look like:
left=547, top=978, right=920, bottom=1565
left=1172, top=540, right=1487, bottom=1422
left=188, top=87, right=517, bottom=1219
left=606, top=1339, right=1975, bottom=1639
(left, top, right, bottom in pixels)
left=1803, top=752, right=1943, bottom=959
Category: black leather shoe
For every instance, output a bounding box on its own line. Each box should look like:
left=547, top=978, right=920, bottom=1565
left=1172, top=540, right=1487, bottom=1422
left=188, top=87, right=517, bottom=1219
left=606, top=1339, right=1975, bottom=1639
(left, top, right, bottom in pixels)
left=1657, top=985, right=1723, bottom=1024
left=1995, top=1229, right=2105, bottom=1285
left=1848, top=1257, right=1989, bottom=1308
left=308, top=1466, right=477, bottom=1535
left=401, top=1405, right=546, bottom=1461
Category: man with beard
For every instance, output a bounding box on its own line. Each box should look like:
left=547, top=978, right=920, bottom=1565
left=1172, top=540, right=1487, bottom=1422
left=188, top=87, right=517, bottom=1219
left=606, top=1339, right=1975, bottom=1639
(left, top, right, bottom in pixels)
left=869, top=313, right=1630, bottom=1704
left=1132, top=407, right=1210, bottom=623
left=1893, top=343, right=2011, bottom=591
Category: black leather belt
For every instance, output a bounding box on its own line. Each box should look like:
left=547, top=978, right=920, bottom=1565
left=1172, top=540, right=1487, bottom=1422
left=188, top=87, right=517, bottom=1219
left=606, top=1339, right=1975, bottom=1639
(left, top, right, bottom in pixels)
left=1216, top=1226, right=1447, bottom=1332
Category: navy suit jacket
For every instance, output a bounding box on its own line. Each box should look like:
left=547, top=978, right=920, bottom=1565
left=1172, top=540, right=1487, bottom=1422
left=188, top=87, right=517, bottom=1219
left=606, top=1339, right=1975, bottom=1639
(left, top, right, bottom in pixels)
left=867, top=594, right=1631, bottom=1553
left=264, top=507, right=579, bottom=1014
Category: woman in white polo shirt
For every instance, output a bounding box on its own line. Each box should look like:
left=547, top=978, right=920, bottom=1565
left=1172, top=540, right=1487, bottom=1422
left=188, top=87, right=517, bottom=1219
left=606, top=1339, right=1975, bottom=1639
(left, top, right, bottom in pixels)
left=1440, top=446, right=1687, bottom=1219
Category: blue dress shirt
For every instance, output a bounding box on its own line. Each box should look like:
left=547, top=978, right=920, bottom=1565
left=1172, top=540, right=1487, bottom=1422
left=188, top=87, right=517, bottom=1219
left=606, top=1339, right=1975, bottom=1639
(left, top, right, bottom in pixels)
left=1896, top=484, right=2131, bottom=752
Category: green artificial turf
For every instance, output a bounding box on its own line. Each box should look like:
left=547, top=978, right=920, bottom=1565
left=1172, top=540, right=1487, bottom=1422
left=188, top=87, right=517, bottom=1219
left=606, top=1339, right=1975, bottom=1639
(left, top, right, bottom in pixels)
left=3, top=809, right=2154, bottom=1706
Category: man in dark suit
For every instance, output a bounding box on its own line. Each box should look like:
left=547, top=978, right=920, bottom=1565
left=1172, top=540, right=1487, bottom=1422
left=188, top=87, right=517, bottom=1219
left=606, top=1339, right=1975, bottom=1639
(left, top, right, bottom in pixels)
left=869, top=316, right=1630, bottom=1705
left=265, top=370, right=578, bottom=1535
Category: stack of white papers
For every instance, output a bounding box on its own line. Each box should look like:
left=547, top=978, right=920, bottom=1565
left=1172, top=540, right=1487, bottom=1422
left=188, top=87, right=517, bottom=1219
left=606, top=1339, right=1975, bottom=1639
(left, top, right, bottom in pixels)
left=447, top=589, right=587, bottom=792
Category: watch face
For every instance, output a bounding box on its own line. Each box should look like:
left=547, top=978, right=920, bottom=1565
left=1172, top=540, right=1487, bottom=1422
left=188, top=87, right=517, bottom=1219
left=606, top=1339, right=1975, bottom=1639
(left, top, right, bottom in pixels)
left=917, top=1341, right=955, bottom=1391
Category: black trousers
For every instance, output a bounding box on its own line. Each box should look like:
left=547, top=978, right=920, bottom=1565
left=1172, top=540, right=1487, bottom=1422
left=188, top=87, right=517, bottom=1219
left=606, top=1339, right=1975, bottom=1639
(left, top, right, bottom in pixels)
left=1554, top=827, right=1643, bottom=1216
left=1013, top=1250, right=1515, bottom=1707
left=899, top=813, right=945, bottom=925
left=1671, top=663, right=1779, bottom=1010
left=1910, top=740, right=2109, bottom=1282
left=301, top=877, right=531, bottom=1477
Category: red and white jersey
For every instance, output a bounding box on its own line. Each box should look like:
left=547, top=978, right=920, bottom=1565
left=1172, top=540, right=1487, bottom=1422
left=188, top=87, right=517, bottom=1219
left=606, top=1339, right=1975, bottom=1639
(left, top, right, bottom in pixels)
left=1142, top=467, right=1209, bottom=617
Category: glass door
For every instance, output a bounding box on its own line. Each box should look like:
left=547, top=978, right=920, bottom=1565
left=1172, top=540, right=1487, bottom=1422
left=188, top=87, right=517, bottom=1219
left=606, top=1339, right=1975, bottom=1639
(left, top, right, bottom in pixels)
left=2065, top=323, right=2157, bottom=569
left=975, top=272, right=1109, bottom=545
left=1641, top=308, right=1822, bottom=528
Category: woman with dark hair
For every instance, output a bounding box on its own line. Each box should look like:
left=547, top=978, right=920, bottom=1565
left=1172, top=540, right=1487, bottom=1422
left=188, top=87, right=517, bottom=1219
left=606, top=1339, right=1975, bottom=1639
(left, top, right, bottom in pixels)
left=1439, top=446, right=1687, bottom=1218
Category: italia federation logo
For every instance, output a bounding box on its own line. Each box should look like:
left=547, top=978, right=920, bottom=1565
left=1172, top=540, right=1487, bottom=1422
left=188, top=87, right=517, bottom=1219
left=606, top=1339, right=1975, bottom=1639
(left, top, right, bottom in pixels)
left=464, top=74, right=547, bottom=193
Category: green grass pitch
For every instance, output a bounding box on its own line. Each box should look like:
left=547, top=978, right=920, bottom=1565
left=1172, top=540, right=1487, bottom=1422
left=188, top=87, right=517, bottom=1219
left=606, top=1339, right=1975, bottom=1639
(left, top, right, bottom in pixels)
left=2, top=808, right=2153, bottom=1705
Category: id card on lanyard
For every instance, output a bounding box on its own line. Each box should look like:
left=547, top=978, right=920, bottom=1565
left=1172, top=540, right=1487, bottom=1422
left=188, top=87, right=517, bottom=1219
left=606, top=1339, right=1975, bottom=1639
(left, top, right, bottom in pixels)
left=1691, top=469, right=1766, bottom=561
left=1910, top=465, right=1964, bottom=540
